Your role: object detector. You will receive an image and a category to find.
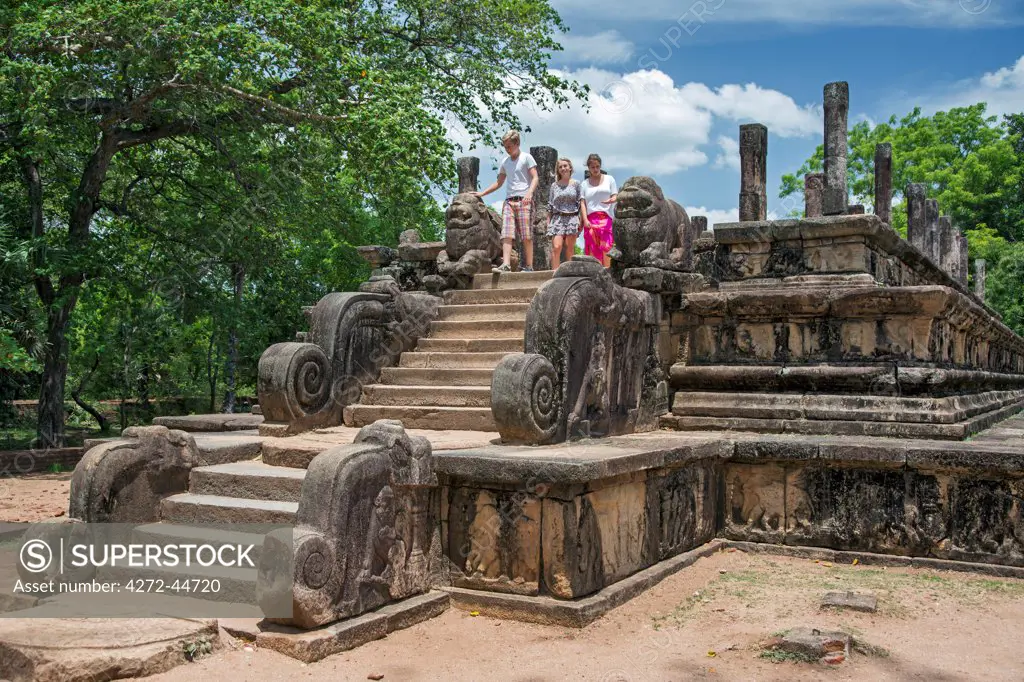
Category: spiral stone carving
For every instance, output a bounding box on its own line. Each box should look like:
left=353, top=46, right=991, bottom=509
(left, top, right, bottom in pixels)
left=492, top=353, right=560, bottom=444
left=257, top=342, right=333, bottom=424
left=295, top=531, right=335, bottom=590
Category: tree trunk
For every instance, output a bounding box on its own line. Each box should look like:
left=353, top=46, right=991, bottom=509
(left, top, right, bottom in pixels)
left=71, top=354, right=108, bottom=432
left=36, top=300, right=77, bottom=448
left=207, top=333, right=221, bottom=413
left=222, top=263, right=244, bottom=414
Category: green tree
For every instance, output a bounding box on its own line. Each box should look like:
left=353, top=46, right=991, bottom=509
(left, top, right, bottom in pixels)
left=1, top=0, right=584, bottom=445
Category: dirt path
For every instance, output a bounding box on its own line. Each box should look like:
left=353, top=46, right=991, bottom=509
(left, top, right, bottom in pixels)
left=0, top=472, right=71, bottom=522
left=150, top=549, right=1024, bottom=681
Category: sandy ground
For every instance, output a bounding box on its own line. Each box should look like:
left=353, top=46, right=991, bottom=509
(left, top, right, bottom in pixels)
left=147, top=549, right=1024, bottom=682
left=0, top=472, right=71, bottom=522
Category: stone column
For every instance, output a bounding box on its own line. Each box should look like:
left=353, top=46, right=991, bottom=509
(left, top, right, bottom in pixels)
left=823, top=81, right=849, bottom=216
left=456, top=157, right=480, bottom=193
left=529, top=146, right=558, bottom=271
left=925, top=199, right=940, bottom=264
left=739, top=123, right=768, bottom=222
left=938, top=215, right=955, bottom=278
left=975, top=258, right=987, bottom=299
left=804, top=173, right=824, bottom=218
left=906, top=183, right=927, bottom=253
left=874, top=143, right=892, bottom=225
left=958, top=234, right=969, bottom=287
left=692, top=215, right=709, bottom=236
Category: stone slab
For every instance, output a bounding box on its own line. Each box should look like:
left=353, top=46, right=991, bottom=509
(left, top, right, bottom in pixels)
left=192, top=432, right=263, bottom=465
left=254, top=591, right=449, bottom=663
left=435, top=433, right=731, bottom=485
left=153, top=414, right=263, bottom=432
left=820, top=591, right=877, bottom=613
left=445, top=541, right=723, bottom=627
left=261, top=427, right=498, bottom=468
left=0, top=616, right=219, bottom=682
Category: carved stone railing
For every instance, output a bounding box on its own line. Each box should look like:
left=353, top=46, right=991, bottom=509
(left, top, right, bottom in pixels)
left=68, top=425, right=199, bottom=523
left=257, top=276, right=439, bottom=434
left=491, top=257, right=666, bottom=444
left=257, top=420, right=439, bottom=629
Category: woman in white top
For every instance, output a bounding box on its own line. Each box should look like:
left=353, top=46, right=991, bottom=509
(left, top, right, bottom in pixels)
left=580, top=154, right=618, bottom=267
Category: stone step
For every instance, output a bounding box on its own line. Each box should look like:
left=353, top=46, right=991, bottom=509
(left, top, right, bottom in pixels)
left=444, top=288, right=539, bottom=305
left=361, top=385, right=492, bottom=407
left=132, top=523, right=270, bottom=565
left=436, top=303, right=530, bottom=322
left=428, top=319, right=526, bottom=339
left=189, top=462, right=306, bottom=503
left=345, top=405, right=496, bottom=431
left=472, top=270, right=552, bottom=290
left=415, top=338, right=523, bottom=353
left=160, top=493, right=298, bottom=525
left=378, top=367, right=493, bottom=386
left=399, top=351, right=512, bottom=369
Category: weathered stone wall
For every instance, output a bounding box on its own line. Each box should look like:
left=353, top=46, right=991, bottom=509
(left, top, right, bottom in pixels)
left=434, top=428, right=1024, bottom=605
left=723, top=438, right=1024, bottom=566
left=440, top=451, right=722, bottom=599
left=668, top=213, right=1024, bottom=439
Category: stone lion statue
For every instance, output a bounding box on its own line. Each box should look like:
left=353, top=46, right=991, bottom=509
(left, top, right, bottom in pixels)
left=610, top=176, right=693, bottom=270
left=437, top=193, right=503, bottom=283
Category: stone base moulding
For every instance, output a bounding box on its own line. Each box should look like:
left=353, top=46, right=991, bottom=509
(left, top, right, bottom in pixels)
left=249, top=591, right=449, bottom=664
left=445, top=541, right=723, bottom=627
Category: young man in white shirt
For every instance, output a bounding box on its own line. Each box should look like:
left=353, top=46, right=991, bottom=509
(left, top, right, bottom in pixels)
left=474, top=130, right=539, bottom=272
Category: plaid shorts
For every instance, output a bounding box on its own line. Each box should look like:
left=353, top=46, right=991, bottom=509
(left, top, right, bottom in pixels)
left=502, top=197, right=532, bottom=241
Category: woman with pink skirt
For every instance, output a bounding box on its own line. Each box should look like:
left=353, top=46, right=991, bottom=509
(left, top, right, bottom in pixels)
left=580, top=154, right=618, bottom=266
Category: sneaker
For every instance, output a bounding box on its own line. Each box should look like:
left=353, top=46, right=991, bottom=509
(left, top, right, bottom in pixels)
left=521, top=266, right=534, bottom=272
left=492, top=263, right=511, bottom=273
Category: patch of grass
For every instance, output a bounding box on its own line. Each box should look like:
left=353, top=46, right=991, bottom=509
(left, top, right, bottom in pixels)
left=759, top=649, right=817, bottom=664
left=182, top=635, right=213, bottom=662
left=47, top=462, right=67, bottom=474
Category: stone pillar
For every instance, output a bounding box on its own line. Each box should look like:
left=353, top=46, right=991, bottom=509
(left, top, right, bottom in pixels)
left=906, top=183, right=927, bottom=253
left=975, top=258, right=986, bottom=300
left=925, top=199, right=940, bottom=264
left=692, top=215, right=709, bottom=236
left=938, top=216, right=955, bottom=278
left=456, top=157, right=480, bottom=193
left=874, top=143, right=892, bottom=225
left=823, top=81, right=849, bottom=216
left=739, top=123, right=768, bottom=222
left=958, top=234, right=969, bottom=287
left=529, top=146, right=558, bottom=271
left=804, top=173, right=824, bottom=218
left=530, top=146, right=558, bottom=202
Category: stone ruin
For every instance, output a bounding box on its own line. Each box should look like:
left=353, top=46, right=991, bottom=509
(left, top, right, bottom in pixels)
left=18, top=81, right=1024, bottom=680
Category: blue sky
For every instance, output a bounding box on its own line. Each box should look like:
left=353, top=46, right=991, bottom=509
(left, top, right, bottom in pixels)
left=456, top=0, right=1024, bottom=226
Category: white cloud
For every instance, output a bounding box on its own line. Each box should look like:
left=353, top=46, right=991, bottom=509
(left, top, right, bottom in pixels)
left=451, top=68, right=819, bottom=182
left=925, top=55, right=1024, bottom=117
left=549, top=0, right=1019, bottom=26
left=685, top=206, right=739, bottom=229
left=712, top=135, right=740, bottom=170
left=556, top=30, right=635, bottom=65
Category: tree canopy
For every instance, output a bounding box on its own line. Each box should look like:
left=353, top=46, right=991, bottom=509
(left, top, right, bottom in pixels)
left=1, top=0, right=586, bottom=444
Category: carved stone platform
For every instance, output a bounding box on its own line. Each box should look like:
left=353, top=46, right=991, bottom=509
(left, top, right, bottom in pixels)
left=673, top=214, right=1024, bottom=439
left=434, top=413, right=1024, bottom=623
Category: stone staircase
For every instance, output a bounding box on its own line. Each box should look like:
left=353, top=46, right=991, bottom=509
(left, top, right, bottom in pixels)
left=92, top=462, right=308, bottom=606
left=344, top=270, right=551, bottom=431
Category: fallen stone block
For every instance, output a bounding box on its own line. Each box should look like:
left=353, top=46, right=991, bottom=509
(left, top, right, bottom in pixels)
left=821, top=590, right=877, bottom=613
